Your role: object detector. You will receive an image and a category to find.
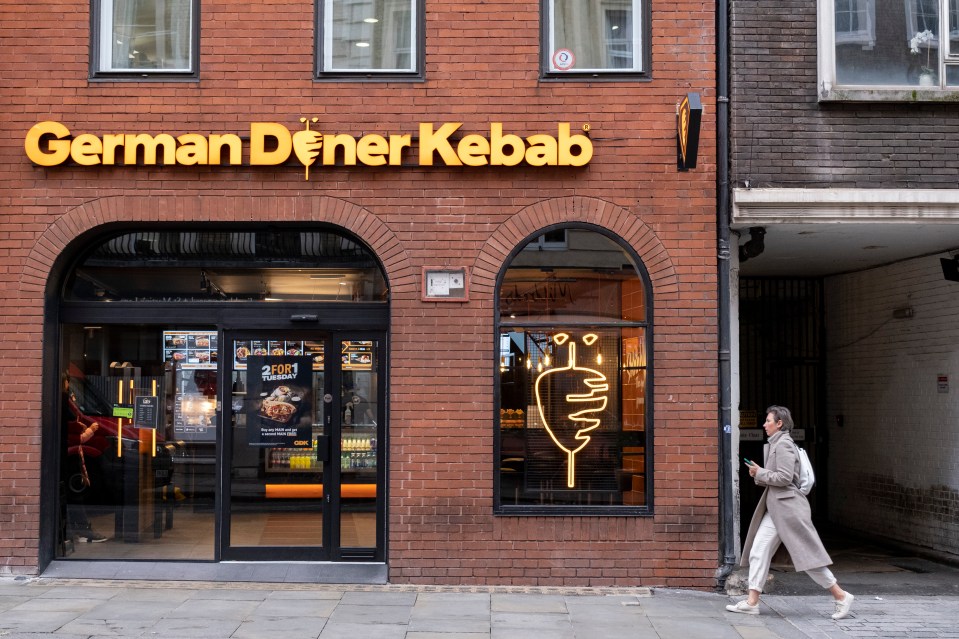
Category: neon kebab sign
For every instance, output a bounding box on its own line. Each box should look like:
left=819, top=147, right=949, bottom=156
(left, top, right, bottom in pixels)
left=535, top=332, right=609, bottom=488
left=24, top=120, right=594, bottom=179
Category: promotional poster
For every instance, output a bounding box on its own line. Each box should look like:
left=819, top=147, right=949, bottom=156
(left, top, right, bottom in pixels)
left=246, top=355, right=313, bottom=448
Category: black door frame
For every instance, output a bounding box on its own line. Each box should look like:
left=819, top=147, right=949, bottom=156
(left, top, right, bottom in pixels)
left=51, top=304, right=389, bottom=566
left=218, top=328, right=387, bottom=563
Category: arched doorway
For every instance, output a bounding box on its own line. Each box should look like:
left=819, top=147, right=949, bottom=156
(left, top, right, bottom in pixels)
left=53, top=226, right=389, bottom=565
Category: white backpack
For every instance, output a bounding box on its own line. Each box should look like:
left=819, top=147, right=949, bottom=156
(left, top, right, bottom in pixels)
left=796, top=446, right=815, bottom=495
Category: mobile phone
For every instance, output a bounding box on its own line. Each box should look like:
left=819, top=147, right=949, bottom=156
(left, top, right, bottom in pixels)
left=743, top=458, right=753, bottom=465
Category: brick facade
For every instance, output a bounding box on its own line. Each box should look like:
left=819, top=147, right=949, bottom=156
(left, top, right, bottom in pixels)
left=730, top=0, right=959, bottom=189
left=729, top=0, right=959, bottom=565
left=0, top=1, right=719, bottom=586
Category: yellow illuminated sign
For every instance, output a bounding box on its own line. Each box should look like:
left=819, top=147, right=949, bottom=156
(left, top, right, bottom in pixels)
left=25, top=120, right=593, bottom=178
left=535, top=333, right=609, bottom=488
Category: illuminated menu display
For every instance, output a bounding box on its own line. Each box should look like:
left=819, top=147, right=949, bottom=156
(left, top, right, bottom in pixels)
left=163, top=330, right=217, bottom=369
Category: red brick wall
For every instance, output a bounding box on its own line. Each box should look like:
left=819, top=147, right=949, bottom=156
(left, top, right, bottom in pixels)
left=0, top=1, right=718, bottom=587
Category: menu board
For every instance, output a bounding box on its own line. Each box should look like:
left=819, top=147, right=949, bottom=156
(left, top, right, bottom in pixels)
left=234, top=340, right=324, bottom=371
left=245, top=355, right=314, bottom=448
left=173, top=392, right=217, bottom=441
left=163, top=330, right=217, bottom=369
left=342, top=340, right=373, bottom=370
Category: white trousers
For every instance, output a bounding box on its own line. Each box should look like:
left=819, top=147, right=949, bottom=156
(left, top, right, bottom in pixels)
left=749, top=512, right=836, bottom=593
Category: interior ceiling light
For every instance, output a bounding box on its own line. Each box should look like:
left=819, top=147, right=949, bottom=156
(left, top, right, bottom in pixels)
left=356, top=42, right=370, bottom=47
left=363, top=17, right=379, bottom=23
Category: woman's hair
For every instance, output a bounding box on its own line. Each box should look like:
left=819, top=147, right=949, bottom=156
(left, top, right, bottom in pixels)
left=766, top=405, right=794, bottom=433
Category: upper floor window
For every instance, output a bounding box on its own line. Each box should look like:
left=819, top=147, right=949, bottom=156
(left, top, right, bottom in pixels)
left=495, top=227, right=651, bottom=515
left=317, top=0, right=422, bottom=79
left=543, top=0, right=648, bottom=79
left=92, top=0, right=198, bottom=79
left=819, top=0, right=959, bottom=99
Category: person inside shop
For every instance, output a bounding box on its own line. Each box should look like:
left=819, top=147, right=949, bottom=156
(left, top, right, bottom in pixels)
left=727, top=405, right=854, bottom=620
left=341, top=379, right=374, bottom=426
left=61, top=374, right=108, bottom=543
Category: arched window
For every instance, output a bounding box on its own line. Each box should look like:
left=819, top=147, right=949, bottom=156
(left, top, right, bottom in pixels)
left=495, top=226, right=651, bottom=514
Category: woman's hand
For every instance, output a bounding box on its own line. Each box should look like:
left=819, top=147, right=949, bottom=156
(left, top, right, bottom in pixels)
left=746, top=460, right=761, bottom=478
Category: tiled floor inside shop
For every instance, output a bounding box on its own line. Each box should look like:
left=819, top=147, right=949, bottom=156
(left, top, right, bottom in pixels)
left=64, top=509, right=375, bottom=561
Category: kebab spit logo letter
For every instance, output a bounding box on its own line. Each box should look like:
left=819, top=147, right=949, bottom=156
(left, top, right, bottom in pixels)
left=293, top=117, right=323, bottom=180
left=535, top=333, right=609, bottom=488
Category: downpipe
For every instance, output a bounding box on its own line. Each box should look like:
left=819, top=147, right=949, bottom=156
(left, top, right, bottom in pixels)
left=715, top=0, right=738, bottom=589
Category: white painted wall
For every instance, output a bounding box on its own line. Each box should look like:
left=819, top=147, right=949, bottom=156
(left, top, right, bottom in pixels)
left=825, top=251, right=959, bottom=556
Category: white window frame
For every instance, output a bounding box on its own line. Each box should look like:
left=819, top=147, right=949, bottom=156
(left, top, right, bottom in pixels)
left=319, top=0, right=419, bottom=77
left=544, top=0, right=645, bottom=77
left=819, top=0, right=959, bottom=99
left=94, top=0, right=196, bottom=77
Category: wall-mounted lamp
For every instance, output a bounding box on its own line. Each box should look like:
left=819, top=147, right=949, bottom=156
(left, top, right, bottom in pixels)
left=739, top=227, right=766, bottom=263
left=940, top=256, right=959, bottom=282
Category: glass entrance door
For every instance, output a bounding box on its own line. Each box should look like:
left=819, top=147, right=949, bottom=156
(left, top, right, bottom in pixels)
left=222, top=331, right=384, bottom=561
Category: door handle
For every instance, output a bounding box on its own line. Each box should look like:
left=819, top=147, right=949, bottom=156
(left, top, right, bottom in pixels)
left=315, top=435, right=330, bottom=462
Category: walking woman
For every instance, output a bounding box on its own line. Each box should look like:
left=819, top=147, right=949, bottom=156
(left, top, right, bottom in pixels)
left=727, top=405, right=854, bottom=619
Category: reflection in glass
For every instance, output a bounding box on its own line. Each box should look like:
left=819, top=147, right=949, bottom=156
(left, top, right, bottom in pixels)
left=339, top=340, right=378, bottom=549
left=499, top=229, right=645, bottom=323
left=327, top=0, right=415, bottom=72
left=58, top=324, right=215, bottom=560
left=229, top=344, right=326, bottom=549
left=834, top=0, right=943, bottom=86
left=550, top=0, right=640, bottom=72
left=64, top=230, right=389, bottom=303
left=497, top=228, right=649, bottom=510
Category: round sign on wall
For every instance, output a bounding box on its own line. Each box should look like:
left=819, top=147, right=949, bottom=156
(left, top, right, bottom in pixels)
left=552, top=48, right=575, bottom=71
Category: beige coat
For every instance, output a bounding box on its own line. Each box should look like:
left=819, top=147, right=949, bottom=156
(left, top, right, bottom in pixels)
left=740, top=431, right=832, bottom=573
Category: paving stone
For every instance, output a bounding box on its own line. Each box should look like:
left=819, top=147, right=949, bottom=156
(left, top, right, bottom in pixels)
left=318, top=622, right=408, bottom=639
left=233, top=615, right=326, bottom=639
left=328, top=602, right=411, bottom=625
left=253, top=596, right=338, bottom=617
left=490, top=593, right=568, bottom=613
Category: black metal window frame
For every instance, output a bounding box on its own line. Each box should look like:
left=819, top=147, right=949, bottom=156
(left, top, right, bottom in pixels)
left=89, top=0, right=201, bottom=82
left=540, top=0, right=653, bottom=82
left=493, top=223, right=655, bottom=517
left=314, top=0, right=426, bottom=82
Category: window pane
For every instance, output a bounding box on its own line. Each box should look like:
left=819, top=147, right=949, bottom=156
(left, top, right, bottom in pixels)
left=834, top=0, right=941, bottom=86
left=498, top=328, right=646, bottom=507
left=60, top=324, right=215, bottom=558
left=64, top=230, right=388, bottom=303
left=549, top=0, right=639, bottom=72
left=326, top=0, right=415, bottom=72
left=102, top=0, right=193, bottom=72
left=497, top=228, right=649, bottom=511
left=950, top=0, right=959, bottom=56
left=499, top=230, right=644, bottom=323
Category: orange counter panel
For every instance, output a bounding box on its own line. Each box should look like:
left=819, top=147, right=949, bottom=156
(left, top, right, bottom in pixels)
left=265, top=484, right=376, bottom=499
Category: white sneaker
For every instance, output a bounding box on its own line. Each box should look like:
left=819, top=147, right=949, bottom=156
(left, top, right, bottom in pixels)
left=726, top=599, right=760, bottom=615
left=832, top=592, right=854, bottom=620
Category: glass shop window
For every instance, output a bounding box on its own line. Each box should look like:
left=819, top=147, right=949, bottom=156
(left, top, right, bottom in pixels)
left=496, top=227, right=651, bottom=514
